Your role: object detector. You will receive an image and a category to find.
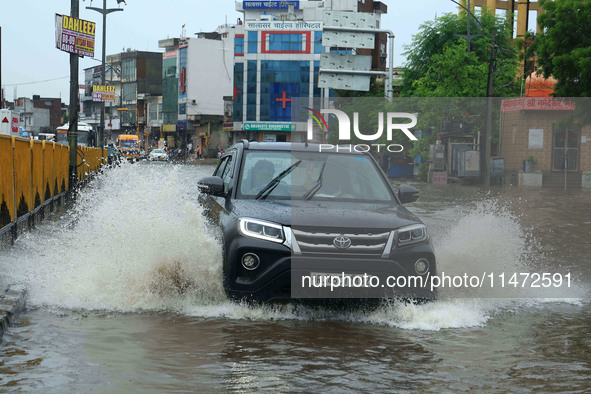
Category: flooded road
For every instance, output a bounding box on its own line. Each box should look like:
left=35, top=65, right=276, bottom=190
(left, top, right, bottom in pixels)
left=1, top=162, right=589, bottom=391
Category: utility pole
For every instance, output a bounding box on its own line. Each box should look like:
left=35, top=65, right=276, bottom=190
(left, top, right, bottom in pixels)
left=86, top=0, right=123, bottom=148
left=452, top=0, right=483, bottom=53
left=69, top=0, right=79, bottom=188
left=484, top=29, right=496, bottom=188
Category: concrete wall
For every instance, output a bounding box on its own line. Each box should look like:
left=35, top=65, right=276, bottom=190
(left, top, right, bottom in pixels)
left=186, top=35, right=234, bottom=117
left=500, top=110, right=591, bottom=173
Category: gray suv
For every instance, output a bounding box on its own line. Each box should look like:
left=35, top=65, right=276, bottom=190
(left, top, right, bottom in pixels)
left=198, top=141, right=437, bottom=303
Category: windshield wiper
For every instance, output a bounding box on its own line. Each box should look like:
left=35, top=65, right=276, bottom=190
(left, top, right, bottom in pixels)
left=302, top=160, right=327, bottom=200
left=255, top=160, right=302, bottom=200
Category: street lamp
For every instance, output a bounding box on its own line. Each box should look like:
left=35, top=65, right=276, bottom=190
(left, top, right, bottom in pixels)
left=86, top=0, right=125, bottom=148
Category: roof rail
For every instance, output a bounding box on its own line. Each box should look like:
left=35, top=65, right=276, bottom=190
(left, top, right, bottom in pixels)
left=240, top=139, right=249, bottom=149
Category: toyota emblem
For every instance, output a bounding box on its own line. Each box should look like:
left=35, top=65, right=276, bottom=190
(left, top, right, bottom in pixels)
left=333, top=236, right=352, bottom=249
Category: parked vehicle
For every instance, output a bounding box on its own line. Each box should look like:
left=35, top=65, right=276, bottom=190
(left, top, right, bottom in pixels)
left=0, top=109, right=20, bottom=136
left=37, top=133, right=56, bottom=141
left=198, top=141, right=437, bottom=303
left=56, top=122, right=94, bottom=146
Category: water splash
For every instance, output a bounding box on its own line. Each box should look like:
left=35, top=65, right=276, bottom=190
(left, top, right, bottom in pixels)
left=0, top=167, right=587, bottom=330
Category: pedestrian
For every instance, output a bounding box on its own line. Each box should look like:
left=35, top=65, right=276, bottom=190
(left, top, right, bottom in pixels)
left=196, top=145, right=201, bottom=160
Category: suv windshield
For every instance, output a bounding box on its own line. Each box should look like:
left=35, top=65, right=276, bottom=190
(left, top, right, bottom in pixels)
left=237, top=150, right=394, bottom=202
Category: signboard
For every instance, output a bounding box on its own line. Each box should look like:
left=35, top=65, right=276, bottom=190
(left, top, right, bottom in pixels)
left=243, top=123, right=296, bottom=131
left=319, top=73, right=370, bottom=91
left=92, top=85, right=116, bottom=102
left=324, top=11, right=378, bottom=29
left=243, top=1, right=300, bottom=9
left=528, top=129, right=544, bottom=149
left=320, top=53, right=372, bottom=71
left=431, top=171, right=448, bottom=185
left=245, top=21, right=322, bottom=31
left=501, top=98, right=576, bottom=112
left=264, top=134, right=277, bottom=142
left=55, top=14, right=96, bottom=57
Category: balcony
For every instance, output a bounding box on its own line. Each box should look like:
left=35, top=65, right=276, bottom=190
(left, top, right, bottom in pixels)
left=373, top=1, right=387, bottom=14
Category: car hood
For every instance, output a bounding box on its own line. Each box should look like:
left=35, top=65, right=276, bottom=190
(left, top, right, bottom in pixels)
left=228, top=199, right=421, bottom=230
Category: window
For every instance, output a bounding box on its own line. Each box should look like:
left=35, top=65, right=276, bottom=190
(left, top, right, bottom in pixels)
left=247, top=61, right=257, bottom=120
left=221, top=155, right=234, bottom=192
left=248, top=31, right=258, bottom=53
left=234, top=35, right=244, bottom=56
left=233, top=63, right=244, bottom=122
left=262, top=32, right=311, bottom=54
left=215, top=155, right=234, bottom=193
left=314, top=31, right=323, bottom=54
left=238, top=151, right=393, bottom=202
left=553, top=126, right=579, bottom=171
left=149, top=103, right=158, bottom=121
left=122, top=59, right=136, bottom=80
left=122, top=82, right=136, bottom=101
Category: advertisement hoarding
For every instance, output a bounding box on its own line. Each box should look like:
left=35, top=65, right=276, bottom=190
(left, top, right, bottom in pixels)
left=55, top=14, right=96, bottom=57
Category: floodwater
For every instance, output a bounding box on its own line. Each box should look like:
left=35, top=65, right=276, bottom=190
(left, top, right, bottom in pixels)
left=0, top=162, right=589, bottom=391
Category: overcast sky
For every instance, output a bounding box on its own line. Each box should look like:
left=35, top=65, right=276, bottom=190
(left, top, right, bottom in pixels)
left=0, top=0, right=457, bottom=104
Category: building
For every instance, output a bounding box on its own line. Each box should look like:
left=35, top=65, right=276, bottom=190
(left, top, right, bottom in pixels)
left=232, top=0, right=328, bottom=143
left=459, top=0, right=546, bottom=78
left=499, top=98, right=591, bottom=188
left=158, top=25, right=235, bottom=155
left=32, top=96, right=63, bottom=131
left=14, top=97, right=50, bottom=136
left=158, top=38, right=180, bottom=147
left=231, top=0, right=385, bottom=144
left=356, top=0, right=388, bottom=71
left=82, top=50, right=162, bottom=145
left=460, top=0, right=544, bottom=38
left=186, top=26, right=236, bottom=155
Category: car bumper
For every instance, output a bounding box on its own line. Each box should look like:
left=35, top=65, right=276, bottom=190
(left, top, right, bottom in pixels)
left=224, top=235, right=437, bottom=303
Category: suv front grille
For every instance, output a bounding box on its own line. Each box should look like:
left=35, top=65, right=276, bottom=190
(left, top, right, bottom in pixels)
left=291, top=227, right=393, bottom=256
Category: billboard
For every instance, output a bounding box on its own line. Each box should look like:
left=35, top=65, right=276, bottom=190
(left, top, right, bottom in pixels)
left=55, top=14, right=96, bottom=57
left=92, top=85, right=116, bottom=103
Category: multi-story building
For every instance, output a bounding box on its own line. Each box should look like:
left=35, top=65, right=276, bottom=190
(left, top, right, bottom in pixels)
left=231, top=0, right=383, bottom=143
left=356, top=0, right=388, bottom=71
left=120, top=50, right=163, bottom=143
left=232, top=0, right=328, bottom=143
left=158, top=25, right=235, bottom=155
left=82, top=50, right=162, bottom=144
left=158, top=38, right=180, bottom=147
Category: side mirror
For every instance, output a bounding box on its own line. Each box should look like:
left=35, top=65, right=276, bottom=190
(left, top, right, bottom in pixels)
left=398, top=184, right=419, bottom=204
left=198, top=176, right=226, bottom=197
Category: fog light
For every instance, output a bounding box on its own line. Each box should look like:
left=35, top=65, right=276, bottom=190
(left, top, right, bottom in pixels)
left=414, top=258, right=429, bottom=275
left=242, top=253, right=260, bottom=270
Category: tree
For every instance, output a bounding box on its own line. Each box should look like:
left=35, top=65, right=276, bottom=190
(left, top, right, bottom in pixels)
left=530, top=0, right=591, bottom=97
left=402, top=12, right=519, bottom=98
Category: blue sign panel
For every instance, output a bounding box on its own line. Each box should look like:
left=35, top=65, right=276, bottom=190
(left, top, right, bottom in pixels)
left=243, top=1, right=299, bottom=9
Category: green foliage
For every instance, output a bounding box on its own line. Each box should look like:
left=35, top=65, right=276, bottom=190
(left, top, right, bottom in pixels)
left=402, top=12, right=519, bottom=98
left=529, top=0, right=591, bottom=97
left=400, top=11, right=519, bottom=179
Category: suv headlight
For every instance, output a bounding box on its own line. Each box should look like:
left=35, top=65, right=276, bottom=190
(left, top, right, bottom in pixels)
left=239, top=218, right=285, bottom=243
left=396, top=224, right=428, bottom=246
